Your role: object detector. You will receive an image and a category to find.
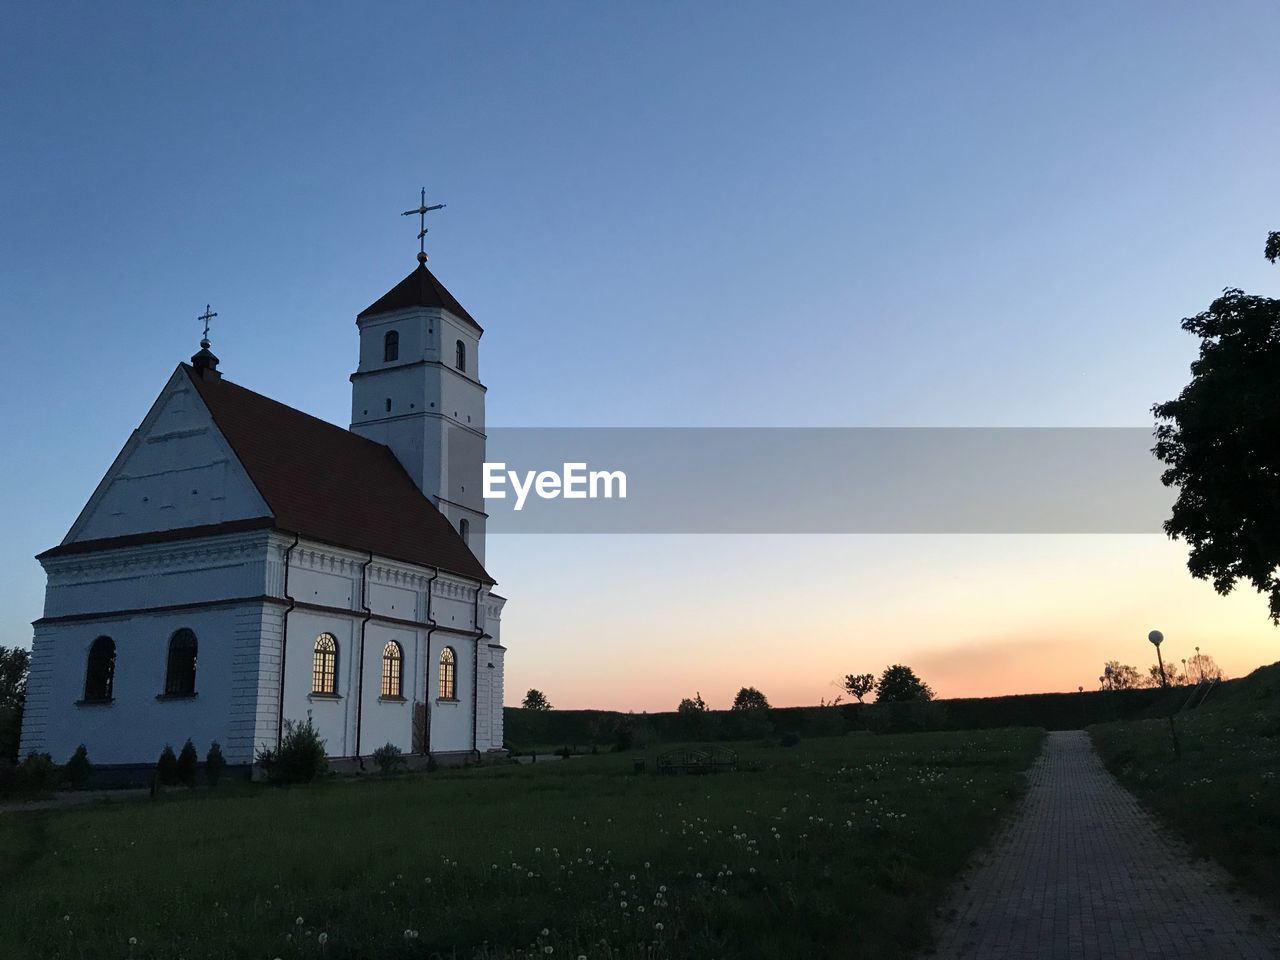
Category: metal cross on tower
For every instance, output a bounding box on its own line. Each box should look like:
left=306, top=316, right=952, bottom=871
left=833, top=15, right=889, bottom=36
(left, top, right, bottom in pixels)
left=198, top=304, right=218, bottom=345
left=402, top=187, right=445, bottom=263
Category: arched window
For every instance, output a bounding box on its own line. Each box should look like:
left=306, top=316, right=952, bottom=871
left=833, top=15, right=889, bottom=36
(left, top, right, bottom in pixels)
left=312, top=633, right=338, bottom=695
left=383, top=329, right=399, bottom=362
left=381, top=641, right=403, bottom=698
left=439, top=646, right=456, bottom=700
left=455, top=339, right=466, bottom=372
left=459, top=517, right=470, bottom=545
left=84, top=636, right=116, bottom=702
left=164, top=628, right=198, bottom=696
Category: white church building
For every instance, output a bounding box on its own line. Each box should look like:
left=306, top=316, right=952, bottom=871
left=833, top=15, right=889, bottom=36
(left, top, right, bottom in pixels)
left=19, top=254, right=507, bottom=770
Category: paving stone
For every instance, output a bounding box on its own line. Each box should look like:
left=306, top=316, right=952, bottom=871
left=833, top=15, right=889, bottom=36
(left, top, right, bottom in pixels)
left=928, top=730, right=1279, bottom=959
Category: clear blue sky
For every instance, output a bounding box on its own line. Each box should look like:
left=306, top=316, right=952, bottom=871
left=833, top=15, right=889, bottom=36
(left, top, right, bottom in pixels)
left=2, top=2, right=1278, bottom=705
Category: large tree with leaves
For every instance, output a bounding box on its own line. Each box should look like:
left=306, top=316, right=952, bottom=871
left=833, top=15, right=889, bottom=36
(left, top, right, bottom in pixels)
left=1153, top=236, right=1280, bottom=622
left=731, top=686, right=770, bottom=710
left=874, top=665, right=933, bottom=703
left=0, top=646, right=30, bottom=762
left=522, top=689, right=552, bottom=711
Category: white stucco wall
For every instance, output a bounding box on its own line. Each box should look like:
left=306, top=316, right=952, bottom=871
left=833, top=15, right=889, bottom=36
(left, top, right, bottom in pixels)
left=271, top=542, right=499, bottom=758
left=21, top=600, right=272, bottom=765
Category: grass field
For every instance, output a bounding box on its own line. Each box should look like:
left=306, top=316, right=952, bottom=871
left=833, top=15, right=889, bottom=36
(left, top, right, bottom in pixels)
left=0, top=729, right=1042, bottom=960
left=1090, top=663, right=1280, bottom=910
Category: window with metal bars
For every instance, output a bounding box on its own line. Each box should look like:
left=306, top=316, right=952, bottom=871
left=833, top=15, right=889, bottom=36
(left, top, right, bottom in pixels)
left=438, top=646, right=456, bottom=700
left=312, top=633, right=338, bottom=695
left=164, top=628, right=198, bottom=696
left=381, top=640, right=403, bottom=698
left=83, top=636, right=115, bottom=702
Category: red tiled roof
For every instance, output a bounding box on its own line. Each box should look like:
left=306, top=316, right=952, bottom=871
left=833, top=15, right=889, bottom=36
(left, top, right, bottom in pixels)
left=184, top=365, right=492, bottom=582
left=357, top=263, right=482, bottom=332
left=44, top=366, right=494, bottom=582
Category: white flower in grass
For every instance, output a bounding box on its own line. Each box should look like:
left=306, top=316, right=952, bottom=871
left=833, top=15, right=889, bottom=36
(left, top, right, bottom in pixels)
left=295, top=917, right=304, bottom=927
left=63, top=916, right=70, bottom=923
left=544, top=948, right=554, bottom=956
left=129, top=937, right=138, bottom=946
left=654, top=922, right=664, bottom=931
left=620, top=901, right=628, bottom=910
left=541, top=929, right=550, bottom=937
left=318, top=933, right=328, bottom=945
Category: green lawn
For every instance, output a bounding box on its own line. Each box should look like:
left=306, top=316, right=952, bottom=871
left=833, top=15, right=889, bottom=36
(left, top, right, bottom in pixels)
left=1090, top=662, right=1280, bottom=909
left=0, top=729, right=1042, bottom=960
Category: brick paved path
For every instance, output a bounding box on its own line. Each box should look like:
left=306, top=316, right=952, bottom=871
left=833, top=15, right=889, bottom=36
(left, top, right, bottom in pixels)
left=929, top=730, right=1279, bottom=959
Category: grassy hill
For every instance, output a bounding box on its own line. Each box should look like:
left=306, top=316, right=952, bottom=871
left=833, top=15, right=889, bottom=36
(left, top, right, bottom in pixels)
left=1090, top=661, right=1280, bottom=908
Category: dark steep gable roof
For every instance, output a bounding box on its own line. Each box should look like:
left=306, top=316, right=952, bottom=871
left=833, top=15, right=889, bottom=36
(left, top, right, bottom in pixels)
left=174, top=364, right=492, bottom=582
left=358, top=263, right=482, bottom=332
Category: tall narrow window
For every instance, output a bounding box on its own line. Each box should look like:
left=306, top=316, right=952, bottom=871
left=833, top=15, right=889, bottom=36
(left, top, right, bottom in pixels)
left=381, top=641, right=403, bottom=698
left=83, top=636, right=116, bottom=702
left=383, top=329, right=399, bottom=362
left=455, top=339, right=466, bottom=372
left=164, top=628, right=198, bottom=696
left=459, top=517, right=470, bottom=545
left=439, top=646, right=456, bottom=700
left=313, top=633, right=338, bottom=695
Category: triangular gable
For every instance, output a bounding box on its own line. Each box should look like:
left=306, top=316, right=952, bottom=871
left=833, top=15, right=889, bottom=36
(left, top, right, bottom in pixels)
left=61, top=367, right=272, bottom=545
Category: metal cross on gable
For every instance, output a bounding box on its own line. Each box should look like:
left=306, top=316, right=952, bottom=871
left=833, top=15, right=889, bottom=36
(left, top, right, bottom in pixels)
left=198, top=304, right=218, bottom=343
left=401, top=187, right=445, bottom=263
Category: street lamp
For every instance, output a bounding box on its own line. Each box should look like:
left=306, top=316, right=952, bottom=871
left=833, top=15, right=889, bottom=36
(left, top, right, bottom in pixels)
left=1148, top=630, right=1167, bottom=688
left=1149, top=629, right=1181, bottom=759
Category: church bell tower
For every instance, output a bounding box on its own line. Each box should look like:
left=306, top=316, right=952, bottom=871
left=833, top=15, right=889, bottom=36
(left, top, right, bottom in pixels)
left=350, top=194, right=487, bottom=564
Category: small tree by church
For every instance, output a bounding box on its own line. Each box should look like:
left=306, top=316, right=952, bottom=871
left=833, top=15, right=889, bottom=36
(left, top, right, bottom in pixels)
left=522, top=689, right=552, bottom=711
left=156, top=744, right=179, bottom=786
left=205, top=742, right=226, bottom=787
left=176, top=739, right=199, bottom=786
left=256, top=718, right=328, bottom=784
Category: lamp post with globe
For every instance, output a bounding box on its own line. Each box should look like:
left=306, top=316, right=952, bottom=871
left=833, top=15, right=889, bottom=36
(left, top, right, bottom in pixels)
left=1149, top=630, right=1169, bottom=688
left=1149, top=629, right=1181, bottom=758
